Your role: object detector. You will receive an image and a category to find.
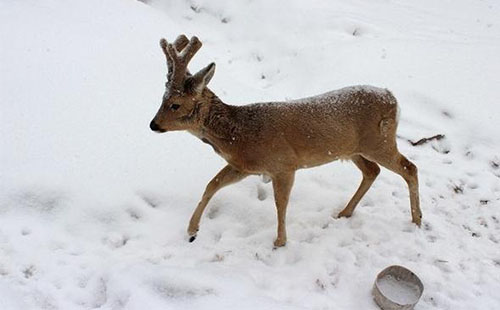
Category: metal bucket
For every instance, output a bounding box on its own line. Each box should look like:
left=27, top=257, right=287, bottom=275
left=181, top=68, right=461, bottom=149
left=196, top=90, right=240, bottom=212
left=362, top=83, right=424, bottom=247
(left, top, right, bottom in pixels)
left=372, top=265, right=424, bottom=310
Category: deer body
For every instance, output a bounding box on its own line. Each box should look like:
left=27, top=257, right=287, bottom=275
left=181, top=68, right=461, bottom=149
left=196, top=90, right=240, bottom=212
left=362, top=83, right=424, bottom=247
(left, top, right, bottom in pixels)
left=193, top=86, right=398, bottom=174
left=150, top=35, right=421, bottom=247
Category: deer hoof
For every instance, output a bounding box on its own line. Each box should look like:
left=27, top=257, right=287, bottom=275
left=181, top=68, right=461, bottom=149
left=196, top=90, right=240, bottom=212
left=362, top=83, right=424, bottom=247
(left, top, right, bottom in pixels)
left=411, top=212, right=422, bottom=227
left=187, top=226, right=199, bottom=241
left=337, top=210, right=352, bottom=218
left=273, top=238, right=286, bottom=248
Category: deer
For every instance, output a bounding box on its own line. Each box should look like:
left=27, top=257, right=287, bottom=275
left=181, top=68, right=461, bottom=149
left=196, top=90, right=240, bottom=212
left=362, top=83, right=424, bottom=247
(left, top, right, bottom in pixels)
left=150, top=35, right=422, bottom=248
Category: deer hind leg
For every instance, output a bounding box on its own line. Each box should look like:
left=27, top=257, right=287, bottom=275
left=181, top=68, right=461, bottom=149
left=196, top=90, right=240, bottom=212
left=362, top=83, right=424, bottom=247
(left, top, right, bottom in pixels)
left=271, top=171, right=295, bottom=248
left=338, top=155, right=380, bottom=218
left=368, top=148, right=422, bottom=226
left=188, top=165, right=248, bottom=241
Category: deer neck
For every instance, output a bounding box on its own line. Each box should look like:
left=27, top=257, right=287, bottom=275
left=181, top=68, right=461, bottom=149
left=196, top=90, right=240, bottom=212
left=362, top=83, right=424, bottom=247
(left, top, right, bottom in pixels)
left=191, top=91, right=238, bottom=155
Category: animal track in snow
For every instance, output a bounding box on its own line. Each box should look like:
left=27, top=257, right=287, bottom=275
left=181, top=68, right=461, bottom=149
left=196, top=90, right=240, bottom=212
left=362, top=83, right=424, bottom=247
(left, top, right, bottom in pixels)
left=103, top=233, right=129, bottom=248
left=137, top=192, right=161, bottom=208
left=126, top=208, right=142, bottom=220
left=10, top=189, right=66, bottom=215
left=207, top=204, right=220, bottom=219
left=431, top=136, right=451, bottom=154
left=426, top=235, right=437, bottom=243
left=0, top=265, right=8, bottom=276
left=256, top=183, right=268, bottom=201
left=22, top=265, right=36, bottom=279
left=441, top=110, right=453, bottom=119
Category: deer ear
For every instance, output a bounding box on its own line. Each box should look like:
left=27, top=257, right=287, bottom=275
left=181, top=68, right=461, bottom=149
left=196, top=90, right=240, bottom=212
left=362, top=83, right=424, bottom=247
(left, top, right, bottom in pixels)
left=190, top=63, right=216, bottom=93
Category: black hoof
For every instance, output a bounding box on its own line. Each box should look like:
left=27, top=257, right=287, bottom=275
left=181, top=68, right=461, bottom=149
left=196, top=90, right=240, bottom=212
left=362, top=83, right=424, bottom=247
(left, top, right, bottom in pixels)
left=189, top=235, right=196, bottom=242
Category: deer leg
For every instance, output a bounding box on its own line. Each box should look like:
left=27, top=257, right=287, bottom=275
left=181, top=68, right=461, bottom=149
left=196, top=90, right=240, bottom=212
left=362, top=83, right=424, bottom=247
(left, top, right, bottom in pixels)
left=369, top=150, right=422, bottom=226
left=338, top=155, right=380, bottom=218
left=271, top=171, right=295, bottom=248
left=188, top=165, right=248, bottom=241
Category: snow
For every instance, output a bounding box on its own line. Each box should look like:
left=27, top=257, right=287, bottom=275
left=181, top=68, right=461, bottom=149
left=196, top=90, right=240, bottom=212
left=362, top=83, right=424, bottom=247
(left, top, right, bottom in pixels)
left=376, top=274, right=420, bottom=305
left=1, top=0, right=500, bottom=309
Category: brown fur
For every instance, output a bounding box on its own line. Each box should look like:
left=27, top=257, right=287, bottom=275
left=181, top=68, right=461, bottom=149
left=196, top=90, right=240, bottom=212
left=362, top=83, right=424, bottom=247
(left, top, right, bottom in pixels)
left=151, top=35, right=422, bottom=247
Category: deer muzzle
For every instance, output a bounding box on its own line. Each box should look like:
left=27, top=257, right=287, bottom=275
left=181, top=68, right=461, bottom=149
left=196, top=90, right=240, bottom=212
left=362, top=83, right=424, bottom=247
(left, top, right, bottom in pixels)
left=149, top=120, right=166, bottom=133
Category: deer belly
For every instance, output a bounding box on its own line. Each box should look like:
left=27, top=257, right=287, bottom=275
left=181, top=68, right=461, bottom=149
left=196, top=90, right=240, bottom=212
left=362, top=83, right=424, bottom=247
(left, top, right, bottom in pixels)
left=296, top=148, right=351, bottom=169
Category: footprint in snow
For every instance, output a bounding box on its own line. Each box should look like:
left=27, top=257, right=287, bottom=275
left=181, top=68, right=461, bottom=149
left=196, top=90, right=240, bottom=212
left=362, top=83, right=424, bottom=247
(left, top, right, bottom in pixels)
left=103, top=233, right=129, bottom=248
left=207, top=204, right=220, bottom=219
left=464, top=149, right=474, bottom=159
left=490, top=158, right=500, bottom=177
left=441, top=110, right=453, bottom=119
left=137, top=192, right=161, bottom=208
left=22, top=265, right=36, bottom=279
left=256, top=183, right=268, bottom=201
left=0, top=265, right=8, bottom=276
left=431, top=136, right=451, bottom=154
left=426, top=235, right=437, bottom=243
left=467, top=182, right=479, bottom=190
left=11, top=189, right=66, bottom=214
left=126, top=208, right=142, bottom=220
left=433, top=259, right=452, bottom=273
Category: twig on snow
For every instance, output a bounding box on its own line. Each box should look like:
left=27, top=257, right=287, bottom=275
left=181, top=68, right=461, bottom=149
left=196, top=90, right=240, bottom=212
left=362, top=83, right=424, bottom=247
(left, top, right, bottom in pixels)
left=406, top=134, right=445, bottom=146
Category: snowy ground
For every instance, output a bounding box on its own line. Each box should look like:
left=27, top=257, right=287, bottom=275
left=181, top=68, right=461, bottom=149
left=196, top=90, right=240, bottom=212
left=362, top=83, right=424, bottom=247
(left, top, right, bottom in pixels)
left=1, top=0, right=499, bottom=309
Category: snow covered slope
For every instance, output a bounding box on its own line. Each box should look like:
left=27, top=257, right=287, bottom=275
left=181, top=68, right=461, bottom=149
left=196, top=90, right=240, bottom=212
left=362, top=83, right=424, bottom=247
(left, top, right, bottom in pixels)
left=1, top=0, right=499, bottom=309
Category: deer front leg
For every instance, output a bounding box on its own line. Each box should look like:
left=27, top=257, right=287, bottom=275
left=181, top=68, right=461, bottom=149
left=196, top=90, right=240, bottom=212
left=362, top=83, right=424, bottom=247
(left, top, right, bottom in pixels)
left=188, top=165, right=248, bottom=242
left=271, top=171, right=295, bottom=248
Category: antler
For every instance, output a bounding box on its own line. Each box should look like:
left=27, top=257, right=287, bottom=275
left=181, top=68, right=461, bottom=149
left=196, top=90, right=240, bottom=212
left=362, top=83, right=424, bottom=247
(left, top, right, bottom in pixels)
left=160, top=35, right=202, bottom=91
left=160, top=35, right=188, bottom=81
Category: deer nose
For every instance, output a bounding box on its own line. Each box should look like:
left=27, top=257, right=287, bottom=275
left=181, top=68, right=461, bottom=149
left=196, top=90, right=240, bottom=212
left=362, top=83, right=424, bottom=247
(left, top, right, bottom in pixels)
left=150, top=120, right=161, bottom=132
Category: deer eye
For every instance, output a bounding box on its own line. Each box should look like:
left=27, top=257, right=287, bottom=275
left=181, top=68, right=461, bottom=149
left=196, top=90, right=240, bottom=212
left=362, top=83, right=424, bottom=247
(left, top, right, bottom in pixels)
left=170, top=104, right=180, bottom=111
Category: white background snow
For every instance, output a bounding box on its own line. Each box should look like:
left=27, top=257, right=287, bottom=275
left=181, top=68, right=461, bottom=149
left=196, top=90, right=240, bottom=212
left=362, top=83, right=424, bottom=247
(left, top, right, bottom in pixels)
left=1, top=0, right=499, bottom=309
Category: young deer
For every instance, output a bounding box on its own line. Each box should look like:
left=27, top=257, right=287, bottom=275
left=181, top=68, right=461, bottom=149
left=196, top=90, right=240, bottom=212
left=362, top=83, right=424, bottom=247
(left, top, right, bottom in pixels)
left=150, top=35, right=422, bottom=247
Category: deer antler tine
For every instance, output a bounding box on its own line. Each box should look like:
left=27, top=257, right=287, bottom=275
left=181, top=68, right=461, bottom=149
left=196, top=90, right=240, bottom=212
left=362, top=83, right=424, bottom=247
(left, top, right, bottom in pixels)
left=159, top=38, right=169, bottom=56
left=160, top=38, right=175, bottom=80
left=166, top=43, right=177, bottom=59
left=180, top=36, right=202, bottom=63
left=173, top=35, right=189, bottom=53
left=165, top=35, right=203, bottom=90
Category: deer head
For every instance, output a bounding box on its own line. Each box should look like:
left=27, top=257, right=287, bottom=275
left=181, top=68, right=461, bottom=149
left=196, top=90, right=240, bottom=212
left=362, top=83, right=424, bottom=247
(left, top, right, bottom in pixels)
left=150, top=35, right=216, bottom=133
